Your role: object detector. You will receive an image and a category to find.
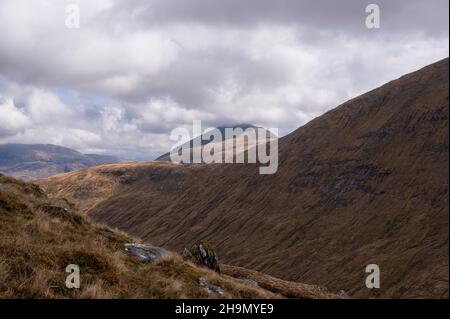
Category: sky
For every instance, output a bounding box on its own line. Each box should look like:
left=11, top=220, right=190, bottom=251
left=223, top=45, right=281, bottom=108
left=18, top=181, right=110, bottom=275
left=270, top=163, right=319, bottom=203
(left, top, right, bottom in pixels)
left=0, top=0, right=448, bottom=160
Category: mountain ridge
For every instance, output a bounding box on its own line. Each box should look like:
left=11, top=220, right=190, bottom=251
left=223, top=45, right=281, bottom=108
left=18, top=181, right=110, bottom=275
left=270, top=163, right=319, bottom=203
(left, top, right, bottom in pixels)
left=40, top=58, right=449, bottom=298
left=0, top=143, right=122, bottom=181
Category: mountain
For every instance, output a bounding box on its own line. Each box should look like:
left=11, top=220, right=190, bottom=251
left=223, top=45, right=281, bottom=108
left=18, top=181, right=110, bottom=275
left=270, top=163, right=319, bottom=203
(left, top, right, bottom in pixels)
left=40, top=58, right=449, bottom=298
left=155, top=123, right=276, bottom=163
left=0, top=172, right=333, bottom=299
left=0, top=144, right=121, bottom=181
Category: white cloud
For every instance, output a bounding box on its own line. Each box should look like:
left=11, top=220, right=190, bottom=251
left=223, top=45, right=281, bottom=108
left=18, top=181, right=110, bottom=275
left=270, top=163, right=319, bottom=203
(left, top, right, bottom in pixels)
left=0, top=98, right=31, bottom=137
left=26, top=90, right=75, bottom=124
left=0, top=0, right=448, bottom=158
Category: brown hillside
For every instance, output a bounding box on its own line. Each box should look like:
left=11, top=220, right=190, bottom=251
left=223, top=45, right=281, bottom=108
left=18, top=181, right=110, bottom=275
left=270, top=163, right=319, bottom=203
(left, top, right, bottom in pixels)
left=1, top=173, right=334, bottom=299
left=41, top=58, right=449, bottom=298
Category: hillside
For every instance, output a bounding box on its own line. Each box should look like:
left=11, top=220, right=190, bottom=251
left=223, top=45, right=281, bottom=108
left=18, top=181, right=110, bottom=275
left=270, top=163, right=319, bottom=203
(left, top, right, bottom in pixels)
left=41, top=58, right=449, bottom=298
left=0, top=173, right=334, bottom=299
left=0, top=144, right=121, bottom=181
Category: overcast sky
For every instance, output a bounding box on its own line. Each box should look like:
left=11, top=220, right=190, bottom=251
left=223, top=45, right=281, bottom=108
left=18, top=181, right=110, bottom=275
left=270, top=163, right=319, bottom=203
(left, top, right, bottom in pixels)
left=0, top=0, right=448, bottom=159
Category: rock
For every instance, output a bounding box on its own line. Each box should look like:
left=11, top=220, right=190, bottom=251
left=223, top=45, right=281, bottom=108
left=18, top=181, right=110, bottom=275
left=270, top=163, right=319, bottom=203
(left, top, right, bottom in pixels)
left=197, top=277, right=224, bottom=297
left=37, top=205, right=82, bottom=225
left=182, top=247, right=193, bottom=260
left=240, top=279, right=258, bottom=287
left=124, top=243, right=169, bottom=262
left=197, top=276, right=208, bottom=286
left=190, top=240, right=221, bottom=273
left=206, top=284, right=224, bottom=297
left=338, top=290, right=350, bottom=299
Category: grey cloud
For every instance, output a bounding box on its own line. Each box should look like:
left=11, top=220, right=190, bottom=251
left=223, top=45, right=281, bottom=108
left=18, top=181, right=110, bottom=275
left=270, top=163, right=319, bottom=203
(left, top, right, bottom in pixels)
left=0, top=0, right=448, bottom=159
left=115, top=0, right=448, bottom=36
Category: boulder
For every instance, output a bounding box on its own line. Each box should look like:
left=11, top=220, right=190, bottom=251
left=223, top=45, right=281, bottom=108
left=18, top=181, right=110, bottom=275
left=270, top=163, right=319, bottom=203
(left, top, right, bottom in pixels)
left=197, top=277, right=224, bottom=297
left=190, top=240, right=221, bottom=273
left=182, top=247, right=193, bottom=259
left=124, top=243, right=169, bottom=262
left=197, top=276, right=208, bottom=286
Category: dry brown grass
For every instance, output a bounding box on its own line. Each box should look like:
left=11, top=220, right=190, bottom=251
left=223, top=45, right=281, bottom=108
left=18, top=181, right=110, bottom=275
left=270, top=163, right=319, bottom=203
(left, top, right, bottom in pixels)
left=39, top=161, right=188, bottom=214
left=1, top=173, right=323, bottom=299
left=221, top=264, right=336, bottom=299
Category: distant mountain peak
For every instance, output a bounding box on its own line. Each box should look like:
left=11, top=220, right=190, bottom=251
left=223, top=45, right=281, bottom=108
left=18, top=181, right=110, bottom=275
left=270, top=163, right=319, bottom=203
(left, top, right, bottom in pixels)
left=155, top=123, right=275, bottom=162
left=0, top=143, right=121, bottom=180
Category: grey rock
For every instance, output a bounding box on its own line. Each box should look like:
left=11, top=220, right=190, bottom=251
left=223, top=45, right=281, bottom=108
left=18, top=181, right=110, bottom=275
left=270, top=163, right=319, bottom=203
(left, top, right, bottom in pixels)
left=197, top=276, right=208, bottom=286
left=206, top=284, right=224, bottom=296
left=182, top=247, right=193, bottom=260
left=124, top=243, right=169, bottom=262
left=338, top=290, right=350, bottom=299
left=197, top=277, right=224, bottom=297
left=190, top=240, right=221, bottom=273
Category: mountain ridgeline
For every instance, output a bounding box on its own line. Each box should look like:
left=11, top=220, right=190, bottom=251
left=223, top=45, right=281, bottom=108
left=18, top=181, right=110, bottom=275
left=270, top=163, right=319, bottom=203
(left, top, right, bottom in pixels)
left=41, top=58, right=449, bottom=298
left=0, top=144, right=121, bottom=180
left=155, top=123, right=275, bottom=163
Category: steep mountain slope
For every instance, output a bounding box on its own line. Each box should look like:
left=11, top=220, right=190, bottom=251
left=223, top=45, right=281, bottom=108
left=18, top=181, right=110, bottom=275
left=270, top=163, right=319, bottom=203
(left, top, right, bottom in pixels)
left=0, top=173, right=333, bottom=299
left=0, top=144, right=121, bottom=180
left=41, top=58, right=449, bottom=298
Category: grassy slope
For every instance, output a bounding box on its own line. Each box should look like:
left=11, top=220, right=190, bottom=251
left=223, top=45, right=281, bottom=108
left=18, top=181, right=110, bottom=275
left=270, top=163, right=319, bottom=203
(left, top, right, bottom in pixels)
left=40, top=59, right=449, bottom=298
left=0, top=173, right=333, bottom=299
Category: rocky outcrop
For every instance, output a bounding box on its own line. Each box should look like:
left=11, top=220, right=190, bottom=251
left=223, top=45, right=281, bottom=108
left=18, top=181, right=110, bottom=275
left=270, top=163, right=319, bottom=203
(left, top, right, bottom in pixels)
left=124, top=243, right=169, bottom=262
left=184, top=241, right=221, bottom=273
left=182, top=247, right=193, bottom=259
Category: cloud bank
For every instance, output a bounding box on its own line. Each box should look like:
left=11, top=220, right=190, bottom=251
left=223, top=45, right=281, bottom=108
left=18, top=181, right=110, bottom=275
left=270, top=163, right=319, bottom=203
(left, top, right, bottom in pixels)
left=0, top=0, right=448, bottom=158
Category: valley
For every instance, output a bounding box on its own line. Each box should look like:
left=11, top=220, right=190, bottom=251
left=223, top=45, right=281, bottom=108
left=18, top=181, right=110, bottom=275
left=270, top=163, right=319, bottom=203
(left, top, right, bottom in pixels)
left=39, top=59, right=449, bottom=298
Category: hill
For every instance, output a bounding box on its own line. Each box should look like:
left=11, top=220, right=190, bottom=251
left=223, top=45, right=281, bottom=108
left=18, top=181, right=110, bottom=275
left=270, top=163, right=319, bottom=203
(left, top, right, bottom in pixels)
left=40, top=58, right=449, bottom=298
left=0, top=172, right=333, bottom=298
left=0, top=144, right=121, bottom=181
